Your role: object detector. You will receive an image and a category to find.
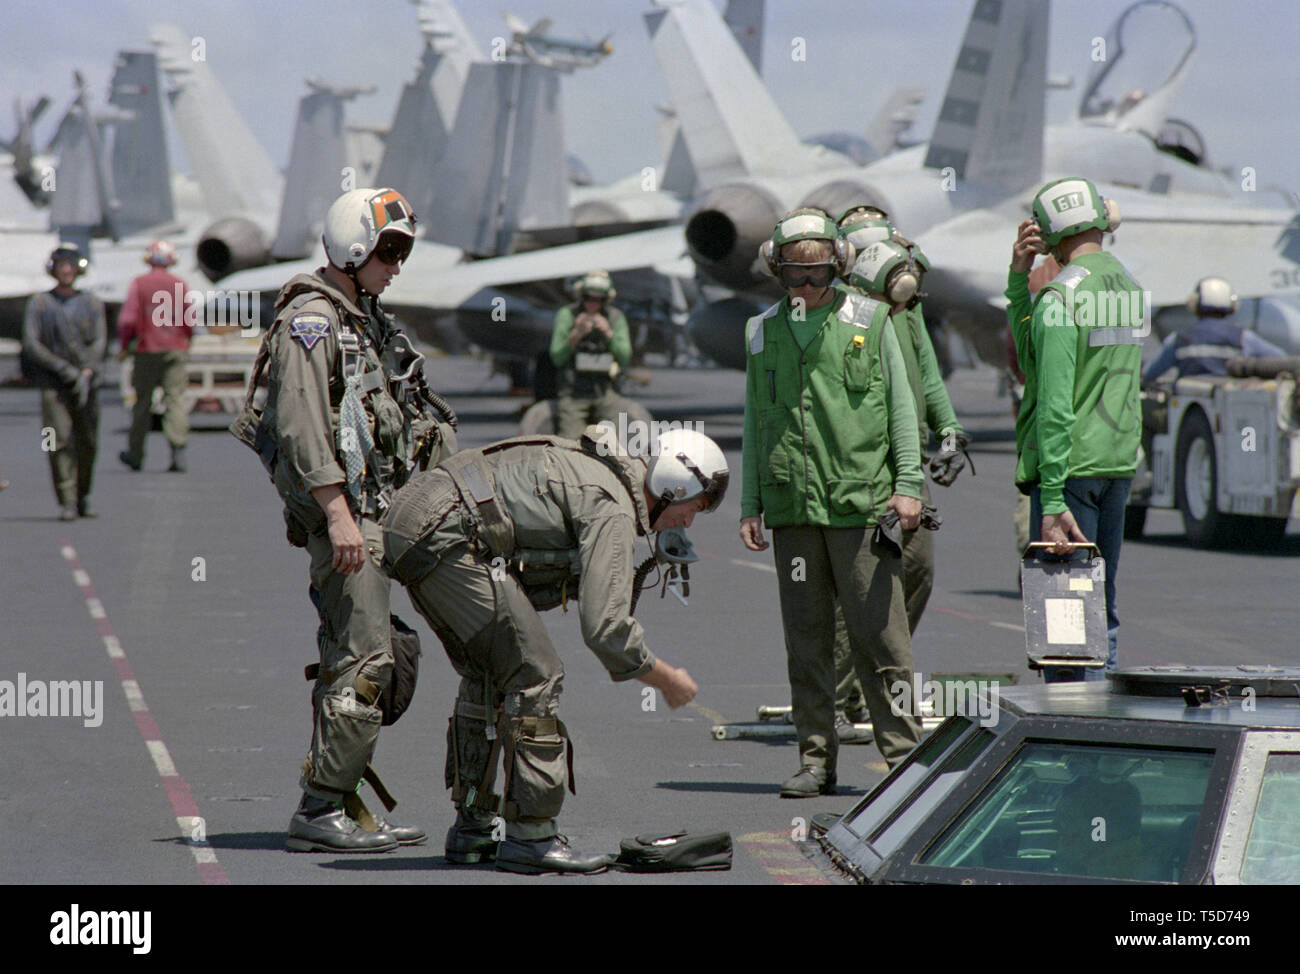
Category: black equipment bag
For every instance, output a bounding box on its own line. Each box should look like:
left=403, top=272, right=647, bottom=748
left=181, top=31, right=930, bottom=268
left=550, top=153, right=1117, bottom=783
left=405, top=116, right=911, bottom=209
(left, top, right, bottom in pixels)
left=382, top=614, right=422, bottom=726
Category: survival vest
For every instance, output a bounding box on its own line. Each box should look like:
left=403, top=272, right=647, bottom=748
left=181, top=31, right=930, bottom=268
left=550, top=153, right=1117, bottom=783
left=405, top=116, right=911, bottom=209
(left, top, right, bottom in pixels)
left=230, top=273, right=457, bottom=540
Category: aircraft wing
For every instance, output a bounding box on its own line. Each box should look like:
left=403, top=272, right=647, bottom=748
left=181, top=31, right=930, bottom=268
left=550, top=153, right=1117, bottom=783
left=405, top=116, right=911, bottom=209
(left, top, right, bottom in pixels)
left=384, top=225, right=690, bottom=309
left=220, top=226, right=691, bottom=310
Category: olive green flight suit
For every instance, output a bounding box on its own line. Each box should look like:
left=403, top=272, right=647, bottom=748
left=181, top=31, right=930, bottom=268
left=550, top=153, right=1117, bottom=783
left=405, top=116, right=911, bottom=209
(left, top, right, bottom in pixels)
left=549, top=303, right=635, bottom=439
left=23, top=289, right=106, bottom=509
left=383, top=433, right=655, bottom=840
left=741, top=290, right=925, bottom=769
left=259, top=270, right=454, bottom=802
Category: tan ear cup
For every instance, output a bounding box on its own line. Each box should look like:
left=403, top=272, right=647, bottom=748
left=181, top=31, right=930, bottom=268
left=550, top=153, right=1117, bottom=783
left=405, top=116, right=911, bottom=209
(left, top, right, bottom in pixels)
left=758, top=239, right=778, bottom=276
left=888, top=268, right=919, bottom=305
left=838, top=239, right=855, bottom=277
left=1104, top=197, right=1122, bottom=233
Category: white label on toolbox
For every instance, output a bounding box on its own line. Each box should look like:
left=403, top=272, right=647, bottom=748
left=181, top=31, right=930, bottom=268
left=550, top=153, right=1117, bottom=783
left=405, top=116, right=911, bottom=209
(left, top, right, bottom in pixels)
left=1045, top=598, right=1087, bottom=645
left=1069, top=577, right=1094, bottom=592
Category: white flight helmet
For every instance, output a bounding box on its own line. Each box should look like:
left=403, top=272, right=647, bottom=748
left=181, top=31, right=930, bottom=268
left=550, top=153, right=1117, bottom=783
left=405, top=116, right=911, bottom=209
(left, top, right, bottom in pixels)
left=1187, top=277, right=1238, bottom=318
left=322, top=187, right=417, bottom=272
left=645, top=429, right=729, bottom=524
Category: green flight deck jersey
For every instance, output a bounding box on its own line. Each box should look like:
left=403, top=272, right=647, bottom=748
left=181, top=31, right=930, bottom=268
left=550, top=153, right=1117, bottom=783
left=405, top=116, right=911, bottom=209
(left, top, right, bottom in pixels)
left=741, top=288, right=922, bottom=528
left=1006, top=253, right=1144, bottom=514
left=549, top=303, right=632, bottom=400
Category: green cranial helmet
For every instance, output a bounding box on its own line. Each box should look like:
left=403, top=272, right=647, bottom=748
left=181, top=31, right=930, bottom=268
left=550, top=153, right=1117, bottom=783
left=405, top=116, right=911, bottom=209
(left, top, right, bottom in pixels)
left=759, top=208, right=851, bottom=276
left=572, top=269, right=616, bottom=301
left=837, top=204, right=889, bottom=227
left=837, top=205, right=902, bottom=258
left=849, top=239, right=922, bottom=306
left=839, top=216, right=894, bottom=254
left=1031, top=177, right=1115, bottom=246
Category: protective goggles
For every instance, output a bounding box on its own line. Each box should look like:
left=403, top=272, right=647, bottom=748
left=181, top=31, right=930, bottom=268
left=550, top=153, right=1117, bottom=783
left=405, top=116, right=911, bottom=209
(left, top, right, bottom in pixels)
left=777, top=262, right=836, bottom=288
left=373, top=231, right=414, bottom=266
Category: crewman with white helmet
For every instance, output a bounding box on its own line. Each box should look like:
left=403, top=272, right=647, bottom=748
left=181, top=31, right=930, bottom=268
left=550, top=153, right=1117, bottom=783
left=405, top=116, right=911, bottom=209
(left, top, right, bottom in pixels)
left=382, top=426, right=725, bottom=874
left=232, top=187, right=458, bottom=853
left=1142, top=278, right=1285, bottom=382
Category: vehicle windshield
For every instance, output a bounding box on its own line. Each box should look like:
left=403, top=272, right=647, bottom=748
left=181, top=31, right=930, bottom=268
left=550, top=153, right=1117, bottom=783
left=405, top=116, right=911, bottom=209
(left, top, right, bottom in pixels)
left=837, top=717, right=995, bottom=860
left=1240, top=752, right=1300, bottom=884
left=921, top=741, right=1215, bottom=881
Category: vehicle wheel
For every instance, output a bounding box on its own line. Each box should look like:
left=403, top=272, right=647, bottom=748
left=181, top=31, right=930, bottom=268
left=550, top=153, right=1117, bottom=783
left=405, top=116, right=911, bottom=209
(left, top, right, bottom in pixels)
left=1123, top=504, right=1147, bottom=539
left=1175, top=409, right=1232, bottom=547
left=519, top=400, right=556, bottom=435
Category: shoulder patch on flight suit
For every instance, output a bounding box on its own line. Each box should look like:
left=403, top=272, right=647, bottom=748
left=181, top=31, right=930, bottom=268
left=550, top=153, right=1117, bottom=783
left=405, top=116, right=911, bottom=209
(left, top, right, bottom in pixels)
left=288, top=313, right=331, bottom=351
left=840, top=291, right=888, bottom=329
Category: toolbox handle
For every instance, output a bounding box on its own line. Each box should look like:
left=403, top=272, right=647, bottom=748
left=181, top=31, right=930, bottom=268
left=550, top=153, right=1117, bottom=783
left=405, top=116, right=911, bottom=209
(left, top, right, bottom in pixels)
left=1021, top=541, right=1101, bottom=560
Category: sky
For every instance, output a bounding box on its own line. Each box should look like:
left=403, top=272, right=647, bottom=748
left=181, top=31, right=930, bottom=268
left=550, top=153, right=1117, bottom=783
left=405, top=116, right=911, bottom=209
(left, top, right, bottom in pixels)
left=2, top=0, right=1297, bottom=197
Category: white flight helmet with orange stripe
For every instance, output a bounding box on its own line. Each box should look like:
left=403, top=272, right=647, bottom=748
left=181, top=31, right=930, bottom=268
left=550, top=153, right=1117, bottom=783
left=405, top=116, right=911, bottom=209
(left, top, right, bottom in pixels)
left=323, top=187, right=418, bottom=273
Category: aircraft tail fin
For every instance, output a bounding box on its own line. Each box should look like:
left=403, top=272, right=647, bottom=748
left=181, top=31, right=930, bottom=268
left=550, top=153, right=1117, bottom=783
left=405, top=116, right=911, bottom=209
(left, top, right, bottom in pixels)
left=375, top=1, right=478, bottom=225
left=867, top=86, right=926, bottom=154
left=271, top=83, right=364, bottom=259
left=723, top=0, right=765, bottom=74
left=425, top=61, right=568, bottom=256
left=150, top=24, right=281, bottom=220
left=417, top=0, right=484, bottom=61
left=655, top=106, right=695, bottom=197
left=644, top=0, right=817, bottom=189
left=923, top=0, right=1048, bottom=192
left=47, top=75, right=116, bottom=240
left=106, top=50, right=175, bottom=235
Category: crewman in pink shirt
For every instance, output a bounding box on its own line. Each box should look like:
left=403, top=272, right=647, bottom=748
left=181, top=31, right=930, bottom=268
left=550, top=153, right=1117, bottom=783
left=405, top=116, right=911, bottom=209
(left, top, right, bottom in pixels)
left=118, top=240, right=194, bottom=472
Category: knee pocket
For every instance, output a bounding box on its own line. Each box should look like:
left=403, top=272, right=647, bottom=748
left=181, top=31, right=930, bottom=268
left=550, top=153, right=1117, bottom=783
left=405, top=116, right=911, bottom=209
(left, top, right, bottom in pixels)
left=506, top=719, right=573, bottom=822
left=312, top=691, right=382, bottom=790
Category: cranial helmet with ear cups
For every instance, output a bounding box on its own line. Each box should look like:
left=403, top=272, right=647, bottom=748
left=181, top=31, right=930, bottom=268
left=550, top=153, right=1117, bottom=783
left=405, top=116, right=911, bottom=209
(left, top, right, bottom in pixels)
left=46, top=242, right=89, bottom=278
left=849, top=239, right=923, bottom=307
left=1186, top=277, right=1238, bottom=318
left=1031, top=176, right=1120, bottom=246
left=758, top=208, right=853, bottom=278
left=570, top=269, right=616, bottom=302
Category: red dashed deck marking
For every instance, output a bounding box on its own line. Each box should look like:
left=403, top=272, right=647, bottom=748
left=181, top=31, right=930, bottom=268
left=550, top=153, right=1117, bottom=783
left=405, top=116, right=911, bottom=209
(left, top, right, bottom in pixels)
left=60, top=541, right=229, bottom=885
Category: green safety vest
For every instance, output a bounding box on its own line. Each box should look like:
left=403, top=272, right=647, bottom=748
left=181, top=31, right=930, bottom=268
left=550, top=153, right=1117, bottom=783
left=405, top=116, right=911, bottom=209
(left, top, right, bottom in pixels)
left=745, top=290, right=896, bottom=527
